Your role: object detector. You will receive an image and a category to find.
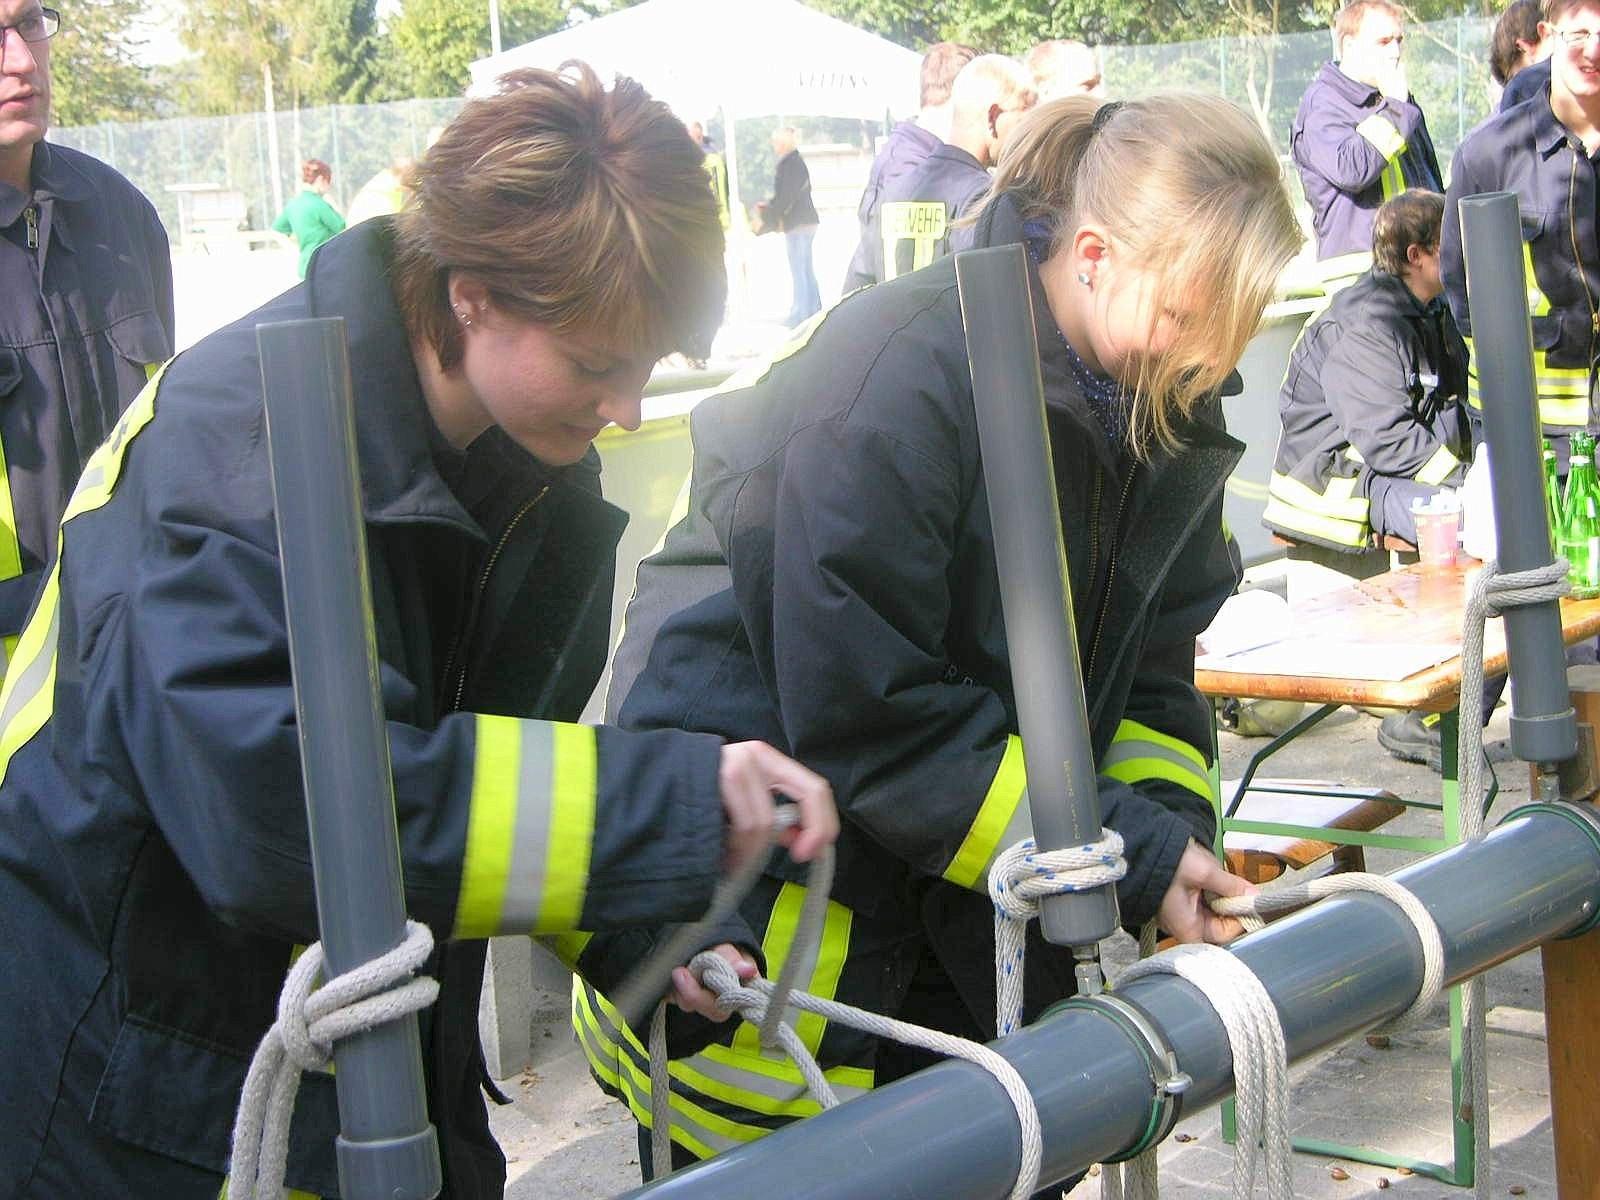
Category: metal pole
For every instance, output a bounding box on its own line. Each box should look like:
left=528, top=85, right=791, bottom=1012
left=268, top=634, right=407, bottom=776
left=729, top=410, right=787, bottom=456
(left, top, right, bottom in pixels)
left=624, top=802, right=1600, bottom=1200
left=489, top=0, right=502, bottom=56
left=955, top=245, right=1121, bottom=963
left=258, top=319, right=442, bottom=1200
left=1459, top=192, right=1578, bottom=771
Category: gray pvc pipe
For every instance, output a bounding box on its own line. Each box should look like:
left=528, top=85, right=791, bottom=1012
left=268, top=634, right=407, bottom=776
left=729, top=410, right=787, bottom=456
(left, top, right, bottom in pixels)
left=954, top=245, right=1121, bottom=950
left=623, top=804, right=1600, bottom=1200
left=258, top=319, right=442, bottom=1200
left=1459, top=192, right=1578, bottom=766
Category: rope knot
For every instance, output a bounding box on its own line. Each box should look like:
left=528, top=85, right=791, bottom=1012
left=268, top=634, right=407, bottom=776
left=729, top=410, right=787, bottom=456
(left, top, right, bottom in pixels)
left=988, top=831, right=1127, bottom=919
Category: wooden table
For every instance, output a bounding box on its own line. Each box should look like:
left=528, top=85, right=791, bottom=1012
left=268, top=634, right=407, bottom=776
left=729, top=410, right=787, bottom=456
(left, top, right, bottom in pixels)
left=1194, top=559, right=1600, bottom=1186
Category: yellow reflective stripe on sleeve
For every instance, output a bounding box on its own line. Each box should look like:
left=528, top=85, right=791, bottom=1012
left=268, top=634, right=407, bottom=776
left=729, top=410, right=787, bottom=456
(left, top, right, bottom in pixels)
left=1344, top=445, right=1366, bottom=465
left=731, top=882, right=851, bottom=1059
left=943, top=735, right=1033, bottom=890
left=1265, top=470, right=1371, bottom=546
left=1356, top=114, right=1407, bottom=158
left=0, top=432, right=21, bottom=590
left=1414, top=443, right=1461, bottom=487
left=1262, top=497, right=1370, bottom=547
left=453, top=718, right=597, bottom=938
left=1100, top=719, right=1213, bottom=803
left=0, top=364, right=168, bottom=784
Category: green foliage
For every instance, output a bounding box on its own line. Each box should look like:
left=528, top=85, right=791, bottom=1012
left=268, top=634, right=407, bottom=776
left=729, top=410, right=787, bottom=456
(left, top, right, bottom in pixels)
left=47, top=0, right=158, bottom=125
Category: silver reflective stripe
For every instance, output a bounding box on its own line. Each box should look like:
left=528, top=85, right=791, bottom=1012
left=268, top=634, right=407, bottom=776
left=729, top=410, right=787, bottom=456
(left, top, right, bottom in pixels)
left=681, top=1048, right=872, bottom=1107
left=0, top=599, right=57, bottom=734
left=500, top=722, right=555, bottom=928
left=1101, top=738, right=1208, bottom=783
left=976, top=787, right=1035, bottom=884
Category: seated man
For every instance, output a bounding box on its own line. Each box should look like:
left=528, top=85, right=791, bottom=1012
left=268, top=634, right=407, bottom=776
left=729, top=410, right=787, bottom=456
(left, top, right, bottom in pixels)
left=1264, top=188, right=1469, bottom=554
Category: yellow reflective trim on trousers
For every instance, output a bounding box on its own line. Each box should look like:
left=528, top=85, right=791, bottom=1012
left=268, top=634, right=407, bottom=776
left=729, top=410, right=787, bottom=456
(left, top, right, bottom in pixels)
left=732, top=881, right=851, bottom=1058
left=1415, top=443, right=1461, bottom=487
left=542, top=723, right=595, bottom=930
left=0, top=364, right=168, bottom=784
left=1268, top=470, right=1369, bottom=520
left=538, top=930, right=593, bottom=970
left=944, top=734, right=1031, bottom=890
left=1262, top=496, right=1370, bottom=547
left=1356, top=114, right=1407, bottom=158
left=454, top=715, right=520, bottom=938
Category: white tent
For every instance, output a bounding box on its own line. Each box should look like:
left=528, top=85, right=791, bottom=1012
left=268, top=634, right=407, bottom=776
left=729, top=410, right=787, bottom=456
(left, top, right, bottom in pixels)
left=468, top=0, right=920, bottom=232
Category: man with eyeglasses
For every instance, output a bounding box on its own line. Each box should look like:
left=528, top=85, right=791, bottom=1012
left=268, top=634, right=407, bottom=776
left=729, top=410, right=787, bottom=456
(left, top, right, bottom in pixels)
left=1291, top=0, right=1442, bottom=290
left=1441, top=0, right=1600, bottom=464
left=1, top=0, right=173, bottom=665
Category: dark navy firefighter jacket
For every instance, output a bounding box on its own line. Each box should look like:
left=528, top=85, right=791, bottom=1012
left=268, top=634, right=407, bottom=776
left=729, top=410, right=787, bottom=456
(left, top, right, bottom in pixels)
left=857, top=141, right=992, bottom=286
left=1291, top=62, right=1442, bottom=266
left=583, top=195, right=1240, bottom=1162
left=843, top=118, right=943, bottom=292
left=0, top=220, right=741, bottom=1198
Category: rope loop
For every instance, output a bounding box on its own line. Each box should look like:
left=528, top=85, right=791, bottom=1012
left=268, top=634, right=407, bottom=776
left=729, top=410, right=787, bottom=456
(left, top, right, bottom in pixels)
left=229, top=921, right=439, bottom=1200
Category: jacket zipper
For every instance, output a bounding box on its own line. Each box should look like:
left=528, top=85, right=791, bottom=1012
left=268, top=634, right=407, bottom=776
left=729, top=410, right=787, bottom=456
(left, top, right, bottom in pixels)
left=24, top=205, right=38, bottom=250
left=1085, top=466, right=1138, bottom=685
left=442, top=484, right=550, bottom=713
left=1565, top=150, right=1600, bottom=375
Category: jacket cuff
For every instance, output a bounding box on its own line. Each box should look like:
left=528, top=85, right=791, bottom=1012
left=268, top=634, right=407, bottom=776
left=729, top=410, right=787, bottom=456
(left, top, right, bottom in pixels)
left=1115, top=811, right=1197, bottom=931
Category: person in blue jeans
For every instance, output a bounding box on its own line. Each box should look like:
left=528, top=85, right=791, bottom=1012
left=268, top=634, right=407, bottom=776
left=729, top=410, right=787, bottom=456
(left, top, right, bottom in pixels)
left=754, top=127, right=821, bottom=325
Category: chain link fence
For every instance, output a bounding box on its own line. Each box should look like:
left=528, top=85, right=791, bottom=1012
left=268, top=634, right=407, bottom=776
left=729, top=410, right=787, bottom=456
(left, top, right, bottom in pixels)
left=53, top=15, right=1497, bottom=247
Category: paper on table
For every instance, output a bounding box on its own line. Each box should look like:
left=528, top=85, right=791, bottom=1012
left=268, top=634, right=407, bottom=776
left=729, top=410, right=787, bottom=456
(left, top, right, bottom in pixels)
left=1197, top=588, right=1294, bottom=658
left=1196, top=638, right=1458, bottom=680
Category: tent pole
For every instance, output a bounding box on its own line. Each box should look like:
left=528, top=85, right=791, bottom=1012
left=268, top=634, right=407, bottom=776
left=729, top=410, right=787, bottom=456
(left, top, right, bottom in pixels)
left=720, top=104, right=746, bottom=321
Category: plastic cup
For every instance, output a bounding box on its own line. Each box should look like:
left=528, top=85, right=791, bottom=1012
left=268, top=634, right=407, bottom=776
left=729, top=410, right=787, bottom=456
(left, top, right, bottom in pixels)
left=1413, top=507, right=1459, bottom=569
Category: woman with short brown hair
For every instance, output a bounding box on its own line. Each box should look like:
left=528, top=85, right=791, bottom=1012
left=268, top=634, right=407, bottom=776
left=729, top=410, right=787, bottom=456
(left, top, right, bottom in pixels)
left=0, top=62, right=835, bottom=1197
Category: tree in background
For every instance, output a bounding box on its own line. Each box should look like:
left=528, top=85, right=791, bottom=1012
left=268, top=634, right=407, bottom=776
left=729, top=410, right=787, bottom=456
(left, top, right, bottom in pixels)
left=388, top=0, right=566, bottom=97
left=49, top=0, right=158, bottom=124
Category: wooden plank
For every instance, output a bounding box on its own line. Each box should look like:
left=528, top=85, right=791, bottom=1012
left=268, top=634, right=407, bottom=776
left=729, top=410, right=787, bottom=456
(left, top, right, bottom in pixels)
left=1544, top=924, right=1600, bottom=1199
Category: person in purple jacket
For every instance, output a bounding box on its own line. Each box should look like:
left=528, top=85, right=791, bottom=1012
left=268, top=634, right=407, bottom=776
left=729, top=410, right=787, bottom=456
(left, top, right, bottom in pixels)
left=1290, top=0, right=1442, bottom=290
left=841, top=41, right=976, bottom=292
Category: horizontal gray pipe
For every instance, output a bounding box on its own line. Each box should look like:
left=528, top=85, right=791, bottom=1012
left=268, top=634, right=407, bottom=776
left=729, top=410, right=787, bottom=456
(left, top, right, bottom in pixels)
left=625, top=805, right=1600, bottom=1200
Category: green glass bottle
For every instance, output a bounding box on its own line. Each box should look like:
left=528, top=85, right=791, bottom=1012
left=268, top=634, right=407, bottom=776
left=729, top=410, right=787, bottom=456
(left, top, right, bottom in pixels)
left=1560, top=433, right=1600, bottom=600
left=1545, top=438, right=1565, bottom=547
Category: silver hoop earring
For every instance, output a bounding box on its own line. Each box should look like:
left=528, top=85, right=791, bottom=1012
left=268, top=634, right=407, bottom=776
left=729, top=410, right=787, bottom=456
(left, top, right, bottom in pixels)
left=1076, top=272, right=1092, bottom=286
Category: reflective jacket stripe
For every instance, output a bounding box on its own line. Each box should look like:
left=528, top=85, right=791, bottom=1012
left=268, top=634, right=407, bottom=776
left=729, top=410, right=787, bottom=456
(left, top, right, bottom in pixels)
left=0, top=364, right=167, bottom=782
left=219, top=1182, right=319, bottom=1199
left=881, top=201, right=947, bottom=282
left=452, top=718, right=596, bottom=938
left=539, top=930, right=594, bottom=970
left=1100, top=718, right=1213, bottom=803
left=731, top=881, right=852, bottom=1058
left=1265, top=469, right=1371, bottom=546
left=1356, top=114, right=1407, bottom=158
left=1415, top=443, right=1462, bottom=486
left=942, top=734, right=1031, bottom=890
left=1463, top=334, right=1589, bottom=426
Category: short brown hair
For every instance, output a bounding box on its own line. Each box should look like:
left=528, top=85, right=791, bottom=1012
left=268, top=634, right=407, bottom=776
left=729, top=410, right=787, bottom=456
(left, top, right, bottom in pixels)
left=1543, top=0, right=1586, bottom=25
left=920, top=42, right=979, bottom=109
left=392, top=62, right=726, bottom=370
left=1333, top=0, right=1402, bottom=52
left=301, top=158, right=331, bottom=185
left=1492, top=0, right=1542, bottom=84
left=1372, top=188, right=1444, bottom=274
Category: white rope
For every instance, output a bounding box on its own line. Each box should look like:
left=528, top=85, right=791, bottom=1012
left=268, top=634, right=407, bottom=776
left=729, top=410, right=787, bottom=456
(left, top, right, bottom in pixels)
left=989, top=831, right=1127, bottom=1036
left=229, top=920, right=439, bottom=1200
left=1451, top=557, right=1569, bottom=1200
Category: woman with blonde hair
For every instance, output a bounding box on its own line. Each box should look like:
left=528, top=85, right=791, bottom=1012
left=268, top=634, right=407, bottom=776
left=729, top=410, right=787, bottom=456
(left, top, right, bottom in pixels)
left=591, top=92, right=1302, bottom=1190
left=0, top=63, right=836, bottom=1197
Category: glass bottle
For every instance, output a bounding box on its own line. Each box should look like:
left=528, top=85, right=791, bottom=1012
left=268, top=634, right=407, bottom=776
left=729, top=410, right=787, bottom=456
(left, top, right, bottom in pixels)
left=1545, top=437, right=1565, bottom=545
left=1560, top=433, right=1600, bottom=599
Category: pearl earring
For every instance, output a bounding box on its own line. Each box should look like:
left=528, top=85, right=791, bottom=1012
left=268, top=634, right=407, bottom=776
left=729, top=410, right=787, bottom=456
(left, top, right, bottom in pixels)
left=1076, top=272, right=1092, bottom=286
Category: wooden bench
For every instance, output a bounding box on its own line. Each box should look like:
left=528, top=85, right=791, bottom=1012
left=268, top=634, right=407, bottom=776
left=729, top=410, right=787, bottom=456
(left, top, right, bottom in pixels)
left=1220, top=782, right=1406, bottom=884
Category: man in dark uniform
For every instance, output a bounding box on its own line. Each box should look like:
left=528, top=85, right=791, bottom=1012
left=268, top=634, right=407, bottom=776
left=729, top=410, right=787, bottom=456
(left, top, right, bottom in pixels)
left=0, top=0, right=173, bottom=666
left=870, top=54, right=1035, bottom=284
left=1291, top=0, right=1442, bottom=289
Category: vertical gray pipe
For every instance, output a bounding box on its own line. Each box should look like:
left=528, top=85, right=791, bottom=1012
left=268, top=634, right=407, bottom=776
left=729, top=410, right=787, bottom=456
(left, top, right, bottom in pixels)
left=1459, top=192, right=1579, bottom=765
left=622, top=803, right=1600, bottom=1200
left=955, top=245, right=1119, bottom=950
left=258, top=319, right=442, bottom=1200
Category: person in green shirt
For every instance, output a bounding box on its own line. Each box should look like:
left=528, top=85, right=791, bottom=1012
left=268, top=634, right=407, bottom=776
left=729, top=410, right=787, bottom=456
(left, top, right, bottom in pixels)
left=273, top=157, right=347, bottom=278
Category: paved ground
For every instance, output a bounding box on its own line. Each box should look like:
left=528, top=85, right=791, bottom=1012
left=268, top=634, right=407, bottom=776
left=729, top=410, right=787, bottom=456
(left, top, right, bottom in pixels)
left=486, top=698, right=1566, bottom=1199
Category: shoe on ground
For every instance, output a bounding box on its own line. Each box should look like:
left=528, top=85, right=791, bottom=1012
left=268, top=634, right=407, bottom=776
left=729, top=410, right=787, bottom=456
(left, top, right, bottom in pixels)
left=1377, top=711, right=1443, bottom=773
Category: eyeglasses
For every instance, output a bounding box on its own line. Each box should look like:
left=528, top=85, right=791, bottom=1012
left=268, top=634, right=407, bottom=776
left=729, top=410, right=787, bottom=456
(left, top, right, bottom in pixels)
left=0, top=7, right=59, bottom=56
left=1555, top=26, right=1600, bottom=47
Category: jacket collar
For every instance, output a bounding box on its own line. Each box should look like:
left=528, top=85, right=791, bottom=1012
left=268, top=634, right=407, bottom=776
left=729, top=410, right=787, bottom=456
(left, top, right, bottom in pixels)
left=0, top=141, right=87, bottom=245
left=299, top=217, right=569, bottom=537
left=1531, top=87, right=1579, bottom=159
left=1319, top=61, right=1384, bottom=106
